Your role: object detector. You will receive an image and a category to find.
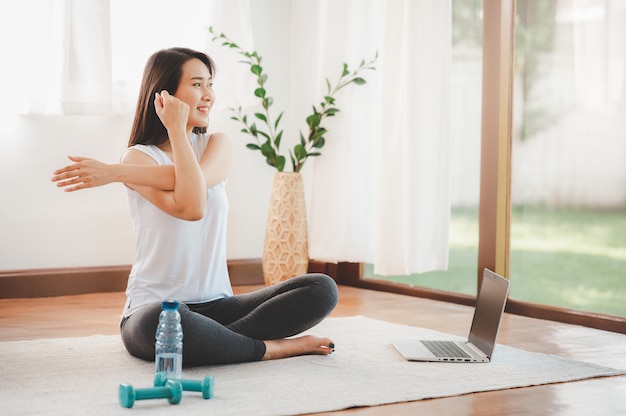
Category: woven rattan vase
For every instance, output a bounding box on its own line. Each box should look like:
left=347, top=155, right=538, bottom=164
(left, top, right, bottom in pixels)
left=262, top=172, right=309, bottom=285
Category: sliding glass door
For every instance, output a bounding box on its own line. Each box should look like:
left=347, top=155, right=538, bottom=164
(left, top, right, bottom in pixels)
left=510, top=0, right=626, bottom=317
left=361, top=0, right=626, bottom=325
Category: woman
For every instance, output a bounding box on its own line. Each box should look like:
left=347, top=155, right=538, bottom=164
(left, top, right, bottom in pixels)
left=51, top=47, right=338, bottom=365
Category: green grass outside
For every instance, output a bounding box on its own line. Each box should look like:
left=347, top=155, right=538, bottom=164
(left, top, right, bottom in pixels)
left=366, top=207, right=626, bottom=317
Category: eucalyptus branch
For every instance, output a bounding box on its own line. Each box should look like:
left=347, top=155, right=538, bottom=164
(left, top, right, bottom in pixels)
left=209, top=27, right=285, bottom=171
left=209, top=26, right=376, bottom=173
left=292, top=53, right=378, bottom=172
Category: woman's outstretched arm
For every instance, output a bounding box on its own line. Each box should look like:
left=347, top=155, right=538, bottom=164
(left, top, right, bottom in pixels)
left=51, top=130, right=231, bottom=193
left=51, top=155, right=176, bottom=192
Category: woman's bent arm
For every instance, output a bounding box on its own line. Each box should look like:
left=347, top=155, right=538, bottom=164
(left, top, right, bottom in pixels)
left=132, top=90, right=206, bottom=220
left=199, top=132, right=232, bottom=188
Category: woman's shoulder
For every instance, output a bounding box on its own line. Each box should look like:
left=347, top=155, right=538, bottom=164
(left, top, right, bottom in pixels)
left=194, top=131, right=229, bottom=143
left=121, top=144, right=162, bottom=165
left=126, top=143, right=156, bottom=153
left=193, top=131, right=230, bottom=153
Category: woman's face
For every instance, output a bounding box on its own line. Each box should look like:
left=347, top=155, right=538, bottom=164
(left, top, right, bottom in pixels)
left=175, top=58, right=215, bottom=133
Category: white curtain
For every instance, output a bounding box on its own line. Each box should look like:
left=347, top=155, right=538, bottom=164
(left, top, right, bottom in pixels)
left=298, top=0, right=452, bottom=276
left=6, top=0, right=112, bottom=115
left=205, top=0, right=257, bottom=111
left=7, top=0, right=214, bottom=116
left=2, top=0, right=66, bottom=114
left=62, top=0, right=112, bottom=115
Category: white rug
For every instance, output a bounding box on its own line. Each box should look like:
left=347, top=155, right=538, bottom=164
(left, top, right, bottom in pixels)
left=1, top=316, right=623, bottom=415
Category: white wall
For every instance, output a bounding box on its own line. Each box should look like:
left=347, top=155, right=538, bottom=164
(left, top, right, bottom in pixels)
left=1, top=114, right=135, bottom=269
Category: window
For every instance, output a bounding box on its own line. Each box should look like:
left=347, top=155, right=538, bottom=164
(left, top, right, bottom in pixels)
left=510, top=0, right=626, bottom=317
left=358, top=0, right=626, bottom=330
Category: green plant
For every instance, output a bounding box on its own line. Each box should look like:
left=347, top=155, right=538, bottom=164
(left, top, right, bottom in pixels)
left=209, top=27, right=377, bottom=172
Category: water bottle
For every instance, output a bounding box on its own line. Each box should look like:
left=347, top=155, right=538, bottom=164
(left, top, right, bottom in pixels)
left=155, top=300, right=183, bottom=379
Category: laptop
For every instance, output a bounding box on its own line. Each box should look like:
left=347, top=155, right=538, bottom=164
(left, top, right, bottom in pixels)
left=392, top=268, right=510, bottom=363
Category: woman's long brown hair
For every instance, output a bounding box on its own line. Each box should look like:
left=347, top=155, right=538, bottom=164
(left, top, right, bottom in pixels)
left=128, top=48, right=216, bottom=147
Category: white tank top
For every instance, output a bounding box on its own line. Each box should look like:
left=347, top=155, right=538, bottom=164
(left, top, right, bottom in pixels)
left=122, top=133, right=233, bottom=317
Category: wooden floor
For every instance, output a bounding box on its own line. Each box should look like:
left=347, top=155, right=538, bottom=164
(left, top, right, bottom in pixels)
left=1, top=285, right=625, bottom=415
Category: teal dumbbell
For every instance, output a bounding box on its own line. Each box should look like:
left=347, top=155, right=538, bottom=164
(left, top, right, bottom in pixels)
left=119, top=379, right=183, bottom=408
left=154, top=372, right=215, bottom=399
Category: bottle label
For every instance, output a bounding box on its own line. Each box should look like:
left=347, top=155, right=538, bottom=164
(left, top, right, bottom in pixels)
left=155, top=352, right=182, bottom=379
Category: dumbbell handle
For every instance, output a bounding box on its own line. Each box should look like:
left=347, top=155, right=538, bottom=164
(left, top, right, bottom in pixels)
left=154, top=372, right=214, bottom=399
left=136, top=385, right=175, bottom=400
left=119, top=379, right=183, bottom=408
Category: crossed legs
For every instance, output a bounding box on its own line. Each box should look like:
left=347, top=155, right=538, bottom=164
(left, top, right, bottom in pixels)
left=120, top=274, right=338, bottom=365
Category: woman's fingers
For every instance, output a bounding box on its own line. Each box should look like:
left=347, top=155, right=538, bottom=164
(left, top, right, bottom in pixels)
left=52, top=156, right=90, bottom=175
left=51, top=171, right=77, bottom=183
left=154, top=92, right=163, bottom=112
left=154, top=90, right=189, bottom=131
left=59, top=182, right=86, bottom=192
left=52, top=171, right=89, bottom=191
left=51, top=167, right=80, bottom=183
left=51, top=155, right=107, bottom=191
left=67, top=155, right=90, bottom=163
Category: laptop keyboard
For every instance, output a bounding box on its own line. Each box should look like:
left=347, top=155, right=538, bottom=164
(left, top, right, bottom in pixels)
left=421, top=340, right=471, bottom=358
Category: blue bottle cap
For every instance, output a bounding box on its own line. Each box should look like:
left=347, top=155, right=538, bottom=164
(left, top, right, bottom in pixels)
left=162, top=300, right=179, bottom=310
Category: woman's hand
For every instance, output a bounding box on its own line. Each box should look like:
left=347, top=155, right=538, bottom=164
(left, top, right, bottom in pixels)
left=51, top=156, right=116, bottom=192
left=154, top=90, right=189, bottom=134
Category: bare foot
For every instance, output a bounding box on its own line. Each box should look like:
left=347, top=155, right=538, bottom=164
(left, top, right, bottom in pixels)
left=262, top=335, right=335, bottom=360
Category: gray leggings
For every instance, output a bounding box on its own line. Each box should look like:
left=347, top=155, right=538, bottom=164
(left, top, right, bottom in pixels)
left=120, top=274, right=338, bottom=366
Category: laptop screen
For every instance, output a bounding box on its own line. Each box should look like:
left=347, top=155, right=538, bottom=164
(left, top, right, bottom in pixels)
left=467, top=269, right=510, bottom=358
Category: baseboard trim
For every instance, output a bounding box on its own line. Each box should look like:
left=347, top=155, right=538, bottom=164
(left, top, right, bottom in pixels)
left=0, top=259, right=336, bottom=299
left=0, top=259, right=266, bottom=299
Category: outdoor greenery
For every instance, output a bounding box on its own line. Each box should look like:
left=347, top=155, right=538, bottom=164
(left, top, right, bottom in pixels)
left=367, top=207, right=626, bottom=317
left=208, top=27, right=377, bottom=172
